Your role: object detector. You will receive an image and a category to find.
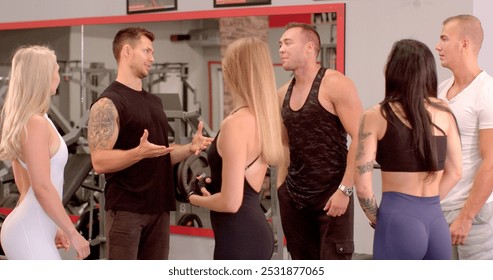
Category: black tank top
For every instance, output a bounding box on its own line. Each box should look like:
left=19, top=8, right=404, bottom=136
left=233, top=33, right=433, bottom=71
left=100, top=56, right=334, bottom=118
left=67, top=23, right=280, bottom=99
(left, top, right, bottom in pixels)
left=281, top=67, right=347, bottom=209
left=376, top=104, right=447, bottom=172
left=94, top=81, right=175, bottom=213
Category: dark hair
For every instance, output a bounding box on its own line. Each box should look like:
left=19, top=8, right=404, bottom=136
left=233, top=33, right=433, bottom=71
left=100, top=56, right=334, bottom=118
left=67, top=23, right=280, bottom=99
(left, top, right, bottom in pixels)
left=112, top=27, right=155, bottom=62
left=285, top=22, right=321, bottom=56
left=382, top=39, right=453, bottom=176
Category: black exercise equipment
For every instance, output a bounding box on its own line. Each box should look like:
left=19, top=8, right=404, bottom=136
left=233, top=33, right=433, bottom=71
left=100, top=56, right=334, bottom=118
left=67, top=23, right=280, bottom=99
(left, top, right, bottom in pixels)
left=175, top=152, right=210, bottom=203
left=177, top=213, right=203, bottom=228
left=0, top=213, right=6, bottom=256
left=62, top=153, right=94, bottom=207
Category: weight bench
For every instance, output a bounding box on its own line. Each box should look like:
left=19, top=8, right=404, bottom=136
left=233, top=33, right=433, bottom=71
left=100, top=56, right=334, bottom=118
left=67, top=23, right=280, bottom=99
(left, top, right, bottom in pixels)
left=62, top=153, right=93, bottom=207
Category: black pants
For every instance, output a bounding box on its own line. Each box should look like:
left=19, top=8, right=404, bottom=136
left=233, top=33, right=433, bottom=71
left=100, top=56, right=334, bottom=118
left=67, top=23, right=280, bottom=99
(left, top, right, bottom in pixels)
left=278, top=183, right=354, bottom=260
left=105, top=210, right=170, bottom=260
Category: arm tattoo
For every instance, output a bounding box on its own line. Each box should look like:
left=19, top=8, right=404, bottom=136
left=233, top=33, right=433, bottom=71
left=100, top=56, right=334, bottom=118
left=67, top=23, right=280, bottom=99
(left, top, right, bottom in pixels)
left=355, top=114, right=372, bottom=161
left=88, top=98, right=117, bottom=151
left=357, top=161, right=374, bottom=175
left=358, top=195, right=378, bottom=219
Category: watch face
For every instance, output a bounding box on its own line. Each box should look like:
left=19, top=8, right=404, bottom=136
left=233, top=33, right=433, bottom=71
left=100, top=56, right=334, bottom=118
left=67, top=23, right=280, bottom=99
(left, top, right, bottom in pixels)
left=339, top=185, right=353, bottom=196
left=346, top=188, right=353, bottom=196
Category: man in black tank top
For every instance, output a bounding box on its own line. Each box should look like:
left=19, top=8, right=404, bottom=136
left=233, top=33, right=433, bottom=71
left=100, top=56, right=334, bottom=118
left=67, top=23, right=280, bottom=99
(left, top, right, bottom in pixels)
left=277, top=23, right=363, bottom=260
left=87, top=27, right=212, bottom=260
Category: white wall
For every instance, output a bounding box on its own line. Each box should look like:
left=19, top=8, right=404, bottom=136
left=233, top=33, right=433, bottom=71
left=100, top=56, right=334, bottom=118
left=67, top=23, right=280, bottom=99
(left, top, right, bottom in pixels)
left=0, top=0, right=337, bottom=23
left=3, top=0, right=490, bottom=256
left=474, top=0, right=493, bottom=75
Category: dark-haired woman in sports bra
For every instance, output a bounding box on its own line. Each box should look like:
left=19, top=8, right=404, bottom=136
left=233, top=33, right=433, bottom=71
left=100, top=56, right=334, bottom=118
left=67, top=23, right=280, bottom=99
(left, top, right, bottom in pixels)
left=188, top=37, right=284, bottom=259
left=354, top=39, right=462, bottom=259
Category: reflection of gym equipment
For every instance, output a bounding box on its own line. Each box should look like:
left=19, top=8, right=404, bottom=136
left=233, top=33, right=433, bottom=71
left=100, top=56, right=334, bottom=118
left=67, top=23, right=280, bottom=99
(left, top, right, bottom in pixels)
left=60, top=60, right=116, bottom=104
left=146, top=63, right=200, bottom=113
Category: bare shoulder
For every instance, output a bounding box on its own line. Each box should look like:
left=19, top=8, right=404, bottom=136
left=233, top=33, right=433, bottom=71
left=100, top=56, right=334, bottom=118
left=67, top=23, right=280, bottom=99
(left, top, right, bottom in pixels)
left=221, top=109, right=255, bottom=135
left=91, top=97, right=117, bottom=114
left=428, top=97, right=454, bottom=117
left=324, top=69, right=355, bottom=87
left=26, top=114, right=49, bottom=133
left=219, top=110, right=254, bottom=145
left=89, top=98, right=118, bottom=126
left=24, top=115, right=50, bottom=143
left=363, top=104, right=384, bottom=123
left=27, top=114, right=48, bottom=125
left=322, top=69, right=358, bottom=100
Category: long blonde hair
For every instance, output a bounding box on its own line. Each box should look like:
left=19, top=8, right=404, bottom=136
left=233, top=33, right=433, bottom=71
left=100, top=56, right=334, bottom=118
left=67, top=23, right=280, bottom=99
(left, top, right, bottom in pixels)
left=222, top=37, right=284, bottom=166
left=0, top=45, right=57, bottom=161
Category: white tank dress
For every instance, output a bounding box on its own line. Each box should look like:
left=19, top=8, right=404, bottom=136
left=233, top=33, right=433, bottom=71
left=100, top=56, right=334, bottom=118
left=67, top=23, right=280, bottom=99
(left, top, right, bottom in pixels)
left=0, top=114, right=68, bottom=259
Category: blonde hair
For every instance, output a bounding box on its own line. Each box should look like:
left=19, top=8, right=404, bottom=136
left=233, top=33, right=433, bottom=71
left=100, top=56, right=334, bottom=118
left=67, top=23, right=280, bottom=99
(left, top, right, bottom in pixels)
left=444, top=14, right=484, bottom=53
left=222, top=37, right=284, bottom=166
left=0, top=45, right=57, bottom=161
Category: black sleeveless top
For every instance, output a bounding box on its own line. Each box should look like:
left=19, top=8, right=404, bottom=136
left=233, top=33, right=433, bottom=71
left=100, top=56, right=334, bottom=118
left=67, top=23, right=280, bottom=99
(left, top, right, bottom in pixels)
left=93, top=81, right=175, bottom=213
left=281, top=67, right=347, bottom=209
left=206, top=131, right=274, bottom=260
left=376, top=104, right=447, bottom=172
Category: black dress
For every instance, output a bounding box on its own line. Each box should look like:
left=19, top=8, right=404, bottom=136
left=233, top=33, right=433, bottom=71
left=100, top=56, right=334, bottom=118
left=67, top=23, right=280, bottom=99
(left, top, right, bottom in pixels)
left=206, top=132, right=274, bottom=260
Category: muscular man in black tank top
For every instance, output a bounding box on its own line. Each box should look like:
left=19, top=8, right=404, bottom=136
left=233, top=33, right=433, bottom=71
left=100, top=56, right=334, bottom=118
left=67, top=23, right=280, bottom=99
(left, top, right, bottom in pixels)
left=277, top=23, right=363, bottom=260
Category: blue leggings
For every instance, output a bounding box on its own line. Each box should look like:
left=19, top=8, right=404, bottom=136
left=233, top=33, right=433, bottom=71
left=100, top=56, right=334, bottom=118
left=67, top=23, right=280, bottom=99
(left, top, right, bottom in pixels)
left=374, top=192, right=451, bottom=260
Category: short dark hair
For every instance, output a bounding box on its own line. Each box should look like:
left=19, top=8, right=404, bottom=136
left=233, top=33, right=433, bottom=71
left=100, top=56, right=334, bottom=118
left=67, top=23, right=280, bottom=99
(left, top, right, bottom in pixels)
left=112, top=27, right=155, bottom=62
left=285, top=22, right=321, bottom=56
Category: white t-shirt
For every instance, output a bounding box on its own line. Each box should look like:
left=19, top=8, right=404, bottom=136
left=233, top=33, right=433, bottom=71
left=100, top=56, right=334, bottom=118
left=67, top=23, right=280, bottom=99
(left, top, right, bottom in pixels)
left=438, top=71, right=493, bottom=211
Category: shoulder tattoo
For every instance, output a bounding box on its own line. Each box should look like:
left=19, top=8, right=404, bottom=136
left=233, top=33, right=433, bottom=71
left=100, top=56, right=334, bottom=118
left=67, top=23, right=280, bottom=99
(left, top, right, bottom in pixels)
left=88, top=98, right=117, bottom=151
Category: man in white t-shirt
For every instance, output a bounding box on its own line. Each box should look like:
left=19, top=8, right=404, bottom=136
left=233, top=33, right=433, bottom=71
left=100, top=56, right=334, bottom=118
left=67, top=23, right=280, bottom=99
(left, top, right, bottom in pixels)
left=436, top=14, right=493, bottom=259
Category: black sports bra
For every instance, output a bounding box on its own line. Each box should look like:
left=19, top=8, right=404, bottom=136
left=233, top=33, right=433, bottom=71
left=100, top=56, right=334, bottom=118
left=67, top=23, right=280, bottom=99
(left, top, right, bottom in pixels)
left=376, top=104, right=447, bottom=172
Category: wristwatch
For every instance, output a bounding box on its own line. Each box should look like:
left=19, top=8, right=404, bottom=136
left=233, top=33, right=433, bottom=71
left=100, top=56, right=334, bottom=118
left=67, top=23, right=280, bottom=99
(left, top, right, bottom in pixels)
left=338, top=184, right=353, bottom=196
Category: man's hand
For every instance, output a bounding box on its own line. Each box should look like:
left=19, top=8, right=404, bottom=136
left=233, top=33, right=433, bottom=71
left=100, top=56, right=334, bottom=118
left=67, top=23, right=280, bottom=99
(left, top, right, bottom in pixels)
left=450, top=214, right=473, bottom=246
left=138, top=129, right=174, bottom=159
left=190, top=121, right=214, bottom=155
left=323, top=190, right=350, bottom=217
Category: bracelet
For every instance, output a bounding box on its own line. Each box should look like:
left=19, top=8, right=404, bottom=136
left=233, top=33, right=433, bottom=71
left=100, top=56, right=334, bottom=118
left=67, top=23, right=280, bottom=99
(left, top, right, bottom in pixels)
left=187, top=191, right=196, bottom=205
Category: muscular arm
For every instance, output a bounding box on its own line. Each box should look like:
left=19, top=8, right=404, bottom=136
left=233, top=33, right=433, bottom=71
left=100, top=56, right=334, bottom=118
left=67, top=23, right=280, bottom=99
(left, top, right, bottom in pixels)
left=88, top=98, right=174, bottom=174
left=323, top=72, right=364, bottom=216
left=354, top=109, right=379, bottom=225
left=451, top=129, right=493, bottom=242
left=326, top=72, right=363, bottom=188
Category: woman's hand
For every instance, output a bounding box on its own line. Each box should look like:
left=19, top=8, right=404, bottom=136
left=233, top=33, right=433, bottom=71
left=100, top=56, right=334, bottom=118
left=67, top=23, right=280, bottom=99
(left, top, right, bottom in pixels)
left=54, top=229, right=70, bottom=251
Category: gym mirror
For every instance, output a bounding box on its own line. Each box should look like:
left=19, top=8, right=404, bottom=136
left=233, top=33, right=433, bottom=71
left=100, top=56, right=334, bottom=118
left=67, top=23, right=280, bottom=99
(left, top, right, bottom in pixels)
left=0, top=3, right=345, bottom=259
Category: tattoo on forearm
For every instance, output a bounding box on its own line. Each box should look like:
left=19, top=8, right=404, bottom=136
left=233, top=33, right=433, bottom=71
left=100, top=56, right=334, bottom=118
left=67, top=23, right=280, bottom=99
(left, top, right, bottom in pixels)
left=358, top=195, right=378, bottom=219
left=356, top=114, right=372, bottom=160
left=88, top=99, right=117, bottom=151
left=357, top=161, right=374, bottom=175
